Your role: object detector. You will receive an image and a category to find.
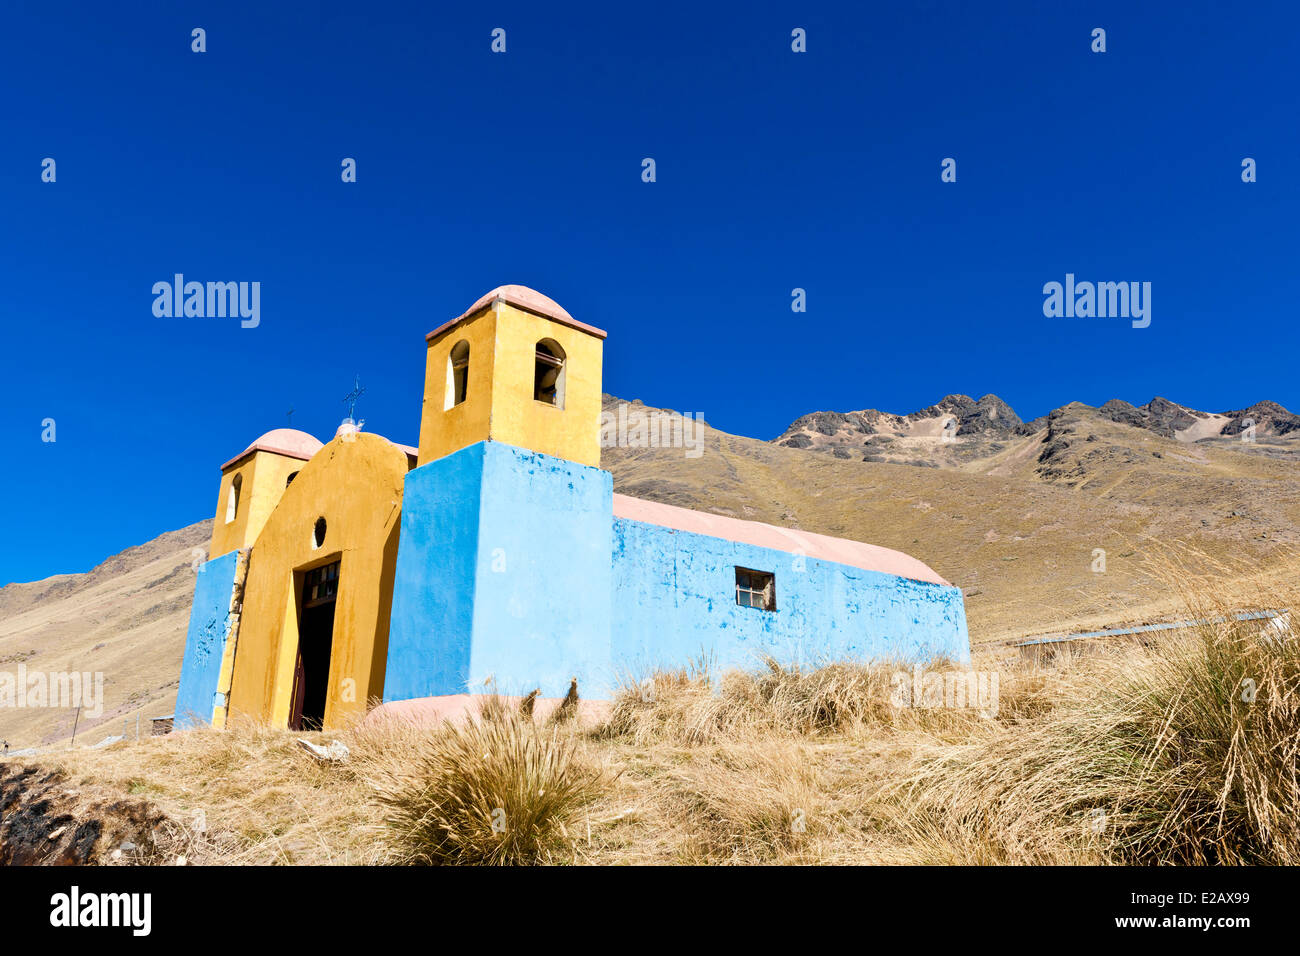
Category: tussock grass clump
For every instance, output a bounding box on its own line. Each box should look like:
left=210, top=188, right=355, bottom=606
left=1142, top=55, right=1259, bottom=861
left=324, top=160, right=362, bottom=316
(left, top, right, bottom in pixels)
left=895, top=609, right=1300, bottom=864
left=1108, top=616, right=1300, bottom=863
left=603, top=664, right=738, bottom=745
left=604, top=656, right=1009, bottom=745
left=727, top=660, right=898, bottom=735
left=371, top=704, right=605, bottom=865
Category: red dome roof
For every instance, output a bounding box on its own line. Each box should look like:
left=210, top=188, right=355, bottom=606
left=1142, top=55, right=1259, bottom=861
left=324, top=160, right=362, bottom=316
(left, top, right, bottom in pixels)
left=221, top=429, right=323, bottom=471
left=426, top=285, right=606, bottom=342
left=466, top=285, right=574, bottom=323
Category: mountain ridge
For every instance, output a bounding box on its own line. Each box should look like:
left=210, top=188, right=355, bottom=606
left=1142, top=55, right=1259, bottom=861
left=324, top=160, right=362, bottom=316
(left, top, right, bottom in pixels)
left=779, top=394, right=1297, bottom=443
left=774, top=395, right=1300, bottom=473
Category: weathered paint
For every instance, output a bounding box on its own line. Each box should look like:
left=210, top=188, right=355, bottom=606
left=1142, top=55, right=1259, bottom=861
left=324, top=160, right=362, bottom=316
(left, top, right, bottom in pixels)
left=417, top=296, right=604, bottom=468
left=383, top=439, right=965, bottom=704
left=612, top=493, right=950, bottom=585
left=384, top=441, right=613, bottom=701
left=225, top=432, right=407, bottom=729
left=610, top=518, right=970, bottom=682
left=174, top=548, right=245, bottom=728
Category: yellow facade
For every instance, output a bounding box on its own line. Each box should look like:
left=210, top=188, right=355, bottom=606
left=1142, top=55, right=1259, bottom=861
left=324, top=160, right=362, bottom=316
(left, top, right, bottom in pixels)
left=209, top=451, right=306, bottom=559
left=200, top=286, right=603, bottom=732
left=224, top=433, right=408, bottom=729
left=417, top=305, right=500, bottom=467
left=417, top=298, right=605, bottom=468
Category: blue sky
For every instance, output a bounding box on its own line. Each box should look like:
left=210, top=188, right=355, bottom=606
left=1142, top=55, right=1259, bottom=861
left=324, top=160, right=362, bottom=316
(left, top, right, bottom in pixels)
left=3, top=0, right=1297, bottom=586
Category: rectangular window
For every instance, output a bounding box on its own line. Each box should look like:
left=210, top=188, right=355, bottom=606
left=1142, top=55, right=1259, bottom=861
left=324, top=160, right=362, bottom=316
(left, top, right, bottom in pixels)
left=735, top=567, right=776, bottom=611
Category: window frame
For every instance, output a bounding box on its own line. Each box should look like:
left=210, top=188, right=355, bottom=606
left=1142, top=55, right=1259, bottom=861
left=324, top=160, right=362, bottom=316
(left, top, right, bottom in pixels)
left=303, top=560, right=340, bottom=608
left=735, top=567, right=777, bottom=611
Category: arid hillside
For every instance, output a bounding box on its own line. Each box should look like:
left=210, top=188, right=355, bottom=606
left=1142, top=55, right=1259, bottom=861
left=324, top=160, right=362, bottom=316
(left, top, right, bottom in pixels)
left=605, top=394, right=1300, bottom=645
left=3, top=393, right=1298, bottom=749
left=0, top=522, right=211, bottom=750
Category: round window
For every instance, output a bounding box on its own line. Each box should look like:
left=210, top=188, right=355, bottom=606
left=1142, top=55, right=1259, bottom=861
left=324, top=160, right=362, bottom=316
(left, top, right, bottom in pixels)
left=312, top=517, right=327, bottom=549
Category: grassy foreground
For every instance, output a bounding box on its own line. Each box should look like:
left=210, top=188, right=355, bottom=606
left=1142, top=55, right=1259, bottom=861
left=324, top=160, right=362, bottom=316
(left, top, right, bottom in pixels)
left=22, top=573, right=1300, bottom=865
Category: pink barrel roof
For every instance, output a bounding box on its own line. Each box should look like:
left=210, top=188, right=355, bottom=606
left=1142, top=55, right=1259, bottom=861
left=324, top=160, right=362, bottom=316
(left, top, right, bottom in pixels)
left=221, top=428, right=324, bottom=471
left=425, top=284, right=607, bottom=342
left=612, top=494, right=950, bottom=586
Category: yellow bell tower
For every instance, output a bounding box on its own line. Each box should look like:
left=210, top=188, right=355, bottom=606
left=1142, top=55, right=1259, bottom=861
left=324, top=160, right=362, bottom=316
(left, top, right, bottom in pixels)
left=417, top=285, right=606, bottom=468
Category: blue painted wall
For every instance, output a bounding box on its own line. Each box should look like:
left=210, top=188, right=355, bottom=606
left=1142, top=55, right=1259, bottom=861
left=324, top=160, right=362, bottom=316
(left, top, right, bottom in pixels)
left=383, top=442, right=485, bottom=701
left=470, top=443, right=613, bottom=698
left=382, top=440, right=968, bottom=704
left=610, top=518, right=970, bottom=683
left=384, top=441, right=614, bottom=701
left=174, top=549, right=241, bottom=728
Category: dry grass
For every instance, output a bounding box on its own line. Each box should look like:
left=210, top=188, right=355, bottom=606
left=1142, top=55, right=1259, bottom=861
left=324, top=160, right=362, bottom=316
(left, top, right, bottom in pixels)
left=602, top=656, right=1006, bottom=747
left=21, top=557, right=1300, bottom=865
left=369, top=703, right=607, bottom=865
left=879, top=554, right=1300, bottom=865
left=881, top=626, right=1300, bottom=864
left=31, top=720, right=382, bottom=864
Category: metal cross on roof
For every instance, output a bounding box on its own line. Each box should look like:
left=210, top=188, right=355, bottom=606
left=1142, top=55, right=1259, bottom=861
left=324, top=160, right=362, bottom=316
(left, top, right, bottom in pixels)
left=286, top=407, right=295, bottom=426
left=342, top=375, right=366, bottom=421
